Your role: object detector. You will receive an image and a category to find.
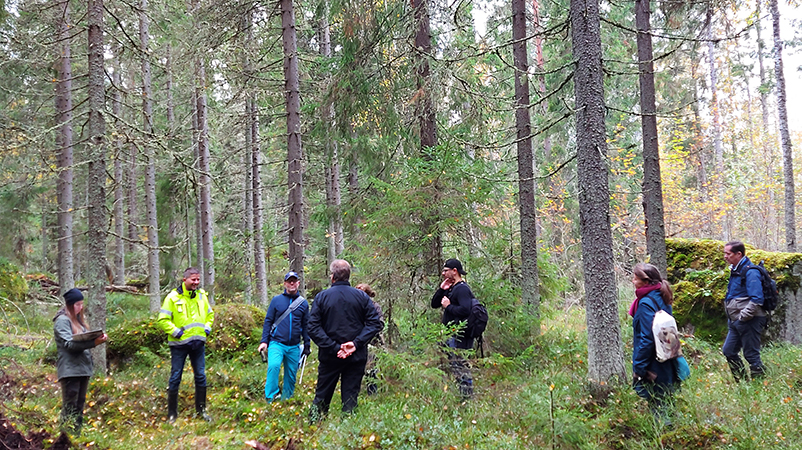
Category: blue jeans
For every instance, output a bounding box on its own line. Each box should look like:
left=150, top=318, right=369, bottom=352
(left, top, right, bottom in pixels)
left=169, top=343, right=206, bottom=391
left=722, top=316, right=767, bottom=378
left=265, top=342, right=301, bottom=401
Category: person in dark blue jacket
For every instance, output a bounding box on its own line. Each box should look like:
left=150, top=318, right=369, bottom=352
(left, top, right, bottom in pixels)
left=629, top=263, right=678, bottom=422
left=258, top=271, right=310, bottom=401
left=722, top=241, right=766, bottom=381
left=308, top=260, right=384, bottom=420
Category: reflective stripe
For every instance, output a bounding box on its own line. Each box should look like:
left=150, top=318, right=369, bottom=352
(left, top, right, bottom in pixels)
left=160, top=309, right=173, bottom=317
left=183, top=322, right=206, bottom=330
left=167, top=335, right=207, bottom=346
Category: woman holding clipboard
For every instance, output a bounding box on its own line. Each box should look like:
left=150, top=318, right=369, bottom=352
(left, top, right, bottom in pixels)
left=53, top=288, right=108, bottom=437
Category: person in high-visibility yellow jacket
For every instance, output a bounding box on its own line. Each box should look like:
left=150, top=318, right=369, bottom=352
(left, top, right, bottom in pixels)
left=158, top=267, right=214, bottom=423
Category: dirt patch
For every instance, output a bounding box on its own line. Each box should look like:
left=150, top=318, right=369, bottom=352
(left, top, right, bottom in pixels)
left=0, top=413, right=70, bottom=450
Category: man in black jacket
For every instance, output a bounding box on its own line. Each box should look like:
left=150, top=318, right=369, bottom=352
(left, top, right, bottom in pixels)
left=308, top=259, right=384, bottom=420
left=431, top=258, right=475, bottom=398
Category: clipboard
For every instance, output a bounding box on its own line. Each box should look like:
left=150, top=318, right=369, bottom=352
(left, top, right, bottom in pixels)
left=72, top=329, right=103, bottom=342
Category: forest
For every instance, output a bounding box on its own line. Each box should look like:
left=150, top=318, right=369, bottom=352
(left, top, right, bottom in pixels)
left=1, top=0, right=802, bottom=447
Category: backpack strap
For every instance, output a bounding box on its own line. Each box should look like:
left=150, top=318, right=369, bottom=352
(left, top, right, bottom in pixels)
left=271, top=296, right=305, bottom=334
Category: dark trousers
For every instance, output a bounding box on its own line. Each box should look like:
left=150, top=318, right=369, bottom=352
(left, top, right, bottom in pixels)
left=169, top=343, right=207, bottom=391
left=60, top=376, right=89, bottom=436
left=312, top=357, right=367, bottom=414
left=445, top=337, right=474, bottom=398
left=722, top=316, right=767, bottom=379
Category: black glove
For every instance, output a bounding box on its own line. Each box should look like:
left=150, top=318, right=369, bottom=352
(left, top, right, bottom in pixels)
left=302, top=345, right=311, bottom=357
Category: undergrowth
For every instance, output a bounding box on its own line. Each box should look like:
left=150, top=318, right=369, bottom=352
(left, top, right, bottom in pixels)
left=3, top=290, right=802, bottom=449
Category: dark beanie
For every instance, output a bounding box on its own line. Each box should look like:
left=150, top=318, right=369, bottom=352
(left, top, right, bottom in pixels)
left=64, top=288, right=84, bottom=306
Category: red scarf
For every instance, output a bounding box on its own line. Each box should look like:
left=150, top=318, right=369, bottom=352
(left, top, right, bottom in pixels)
left=628, top=284, right=661, bottom=317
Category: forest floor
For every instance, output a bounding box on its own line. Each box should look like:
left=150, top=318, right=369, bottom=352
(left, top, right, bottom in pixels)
left=2, top=292, right=802, bottom=449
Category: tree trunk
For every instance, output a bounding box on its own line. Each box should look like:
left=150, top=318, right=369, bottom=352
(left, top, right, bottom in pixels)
left=512, top=0, right=540, bottom=325
left=55, top=0, right=75, bottom=295
left=706, top=8, right=728, bottom=241
left=635, top=0, right=667, bottom=277
left=139, top=0, right=161, bottom=311
left=191, top=91, right=204, bottom=280
left=570, top=0, right=626, bottom=386
left=111, top=51, right=125, bottom=286
left=86, top=0, right=108, bottom=375
left=282, top=0, right=305, bottom=286
left=196, top=58, right=215, bottom=302
left=769, top=0, right=796, bottom=251
left=243, top=99, right=254, bottom=305
left=319, top=6, right=344, bottom=265
left=250, top=96, right=268, bottom=306
left=412, top=0, right=441, bottom=275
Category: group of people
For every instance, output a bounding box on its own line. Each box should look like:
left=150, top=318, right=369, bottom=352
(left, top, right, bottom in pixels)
left=52, top=242, right=769, bottom=435
left=629, top=240, right=768, bottom=424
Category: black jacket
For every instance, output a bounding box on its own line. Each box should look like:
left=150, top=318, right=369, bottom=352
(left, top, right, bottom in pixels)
left=309, top=281, right=384, bottom=362
left=431, top=280, right=473, bottom=326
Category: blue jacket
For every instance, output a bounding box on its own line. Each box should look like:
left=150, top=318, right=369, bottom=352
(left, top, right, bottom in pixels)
left=632, top=290, right=678, bottom=398
left=724, top=256, right=765, bottom=321
left=725, top=256, right=763, bottom=304
left=260, top=291, right=310, bottom=348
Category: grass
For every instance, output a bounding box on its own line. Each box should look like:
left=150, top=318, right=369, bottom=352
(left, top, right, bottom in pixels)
left=3, top=290, right=802, bottom=449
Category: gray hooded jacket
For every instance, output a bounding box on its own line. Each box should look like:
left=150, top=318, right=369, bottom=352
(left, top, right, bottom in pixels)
left=53, top=309, right=96, bottom=380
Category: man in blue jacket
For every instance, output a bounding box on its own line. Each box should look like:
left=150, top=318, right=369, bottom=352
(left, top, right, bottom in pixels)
left=722, top=241, right=767, bottom=381
left=258, top=271, right=310, bottom=401
left=308, top=259, right=383, bottom=420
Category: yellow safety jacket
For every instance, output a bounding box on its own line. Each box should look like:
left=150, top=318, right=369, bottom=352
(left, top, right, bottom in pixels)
left=158, top=282, right=214, bottom=346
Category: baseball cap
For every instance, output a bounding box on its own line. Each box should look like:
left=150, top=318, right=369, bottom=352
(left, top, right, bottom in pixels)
left=284, top=271, right=300, bottom=281
left=443, top=258, right=467, bottom=275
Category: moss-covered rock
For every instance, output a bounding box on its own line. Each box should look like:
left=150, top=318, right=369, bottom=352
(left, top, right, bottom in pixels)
left=205, top=303, right=265, bottom=357
left=666, top=238, right=802, bottom=344
left=106, top=303, right=266, bottom=364
left=0, top=258, right=28, bottom=303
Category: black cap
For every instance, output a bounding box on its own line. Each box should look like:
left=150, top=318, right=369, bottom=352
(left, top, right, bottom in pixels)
left=444, top=258, right=467, bottom=275
left=63, top=288, right=84, bottom=306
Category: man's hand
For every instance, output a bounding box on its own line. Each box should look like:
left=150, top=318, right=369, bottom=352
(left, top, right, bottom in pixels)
left=441, top=296, right=451, bottom=308
left=257, top=342, right=268, bottom=353
left=440, top=279, right=453, bottom=290
left=302, top=345, right=311, bottom=357
left=337, top=341, right=356, bottom=359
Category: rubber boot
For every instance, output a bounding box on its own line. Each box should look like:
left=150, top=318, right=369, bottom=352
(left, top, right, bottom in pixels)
left=195, top=386, right=212, bottom=422
left=167, top=389, right=179, bottom=423
left=726, top=357, right=747, bottom=382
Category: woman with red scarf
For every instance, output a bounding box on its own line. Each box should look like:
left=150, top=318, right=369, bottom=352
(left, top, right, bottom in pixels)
left=629, top=263, right=679, bottom=424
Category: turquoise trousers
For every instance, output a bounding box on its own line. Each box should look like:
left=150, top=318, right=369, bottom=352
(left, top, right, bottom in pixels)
left=265, top=341, right=301, bottom=401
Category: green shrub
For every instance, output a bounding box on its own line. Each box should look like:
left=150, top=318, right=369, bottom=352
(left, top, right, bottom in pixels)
left=0, top=258, right=28, bottom=303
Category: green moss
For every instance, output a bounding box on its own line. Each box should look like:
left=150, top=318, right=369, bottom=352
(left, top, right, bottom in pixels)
left=666, top=238, right=802, bottom=343
left=106, top=303, right=266, bottom=364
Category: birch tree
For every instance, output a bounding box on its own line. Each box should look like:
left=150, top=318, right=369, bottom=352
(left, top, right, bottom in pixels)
left=769, top=0, right=795, bottom=251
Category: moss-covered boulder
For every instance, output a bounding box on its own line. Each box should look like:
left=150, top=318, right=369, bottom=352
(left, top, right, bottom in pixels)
left=0, top=258, right=28, bottom=302
left=667, top=238, right=802, bottom=344
left=106, top=303, right=266, bottom=363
